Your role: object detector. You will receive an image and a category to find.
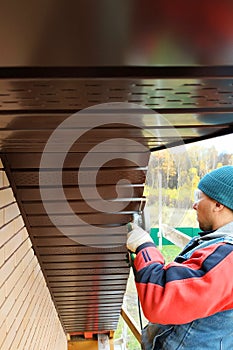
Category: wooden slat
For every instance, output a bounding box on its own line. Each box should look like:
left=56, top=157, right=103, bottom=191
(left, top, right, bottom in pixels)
left=23, top=200, right=144, bottom=215
left=17, top=184, right=144, bottom=201
left=28, top=213, right=132, bottom=226
left=121, top=307, right=141, bottom=343
left=12, top=168, right=147, bottom=186
left=6, top=152, right=149, bottom=169
left=40, top=253, right=126, bottom=262
left=162, top=224, right=191, bottom=248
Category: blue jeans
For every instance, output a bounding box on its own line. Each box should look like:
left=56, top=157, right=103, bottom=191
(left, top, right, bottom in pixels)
left=141, top=309, right=233, bottom=349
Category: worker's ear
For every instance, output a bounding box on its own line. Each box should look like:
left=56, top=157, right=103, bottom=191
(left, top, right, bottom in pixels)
left=213, top=202, right=224, bottom=212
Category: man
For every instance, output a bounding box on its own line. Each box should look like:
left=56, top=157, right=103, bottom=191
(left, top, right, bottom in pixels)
left=126, top=165, right=233, bottom=349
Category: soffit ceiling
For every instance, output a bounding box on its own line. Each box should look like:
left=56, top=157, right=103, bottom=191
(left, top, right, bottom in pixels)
left=0, top=0, right=233, bottom=335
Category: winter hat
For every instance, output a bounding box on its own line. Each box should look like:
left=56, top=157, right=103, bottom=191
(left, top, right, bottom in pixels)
left=198, top=165, right=233, bottom=210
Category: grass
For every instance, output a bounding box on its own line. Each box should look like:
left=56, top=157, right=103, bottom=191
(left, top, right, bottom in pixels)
left=160, top=244, right=181, bottom=263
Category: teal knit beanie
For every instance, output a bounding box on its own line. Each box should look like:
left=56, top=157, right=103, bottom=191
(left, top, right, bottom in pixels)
left=198, top=165, right=233, bottom=210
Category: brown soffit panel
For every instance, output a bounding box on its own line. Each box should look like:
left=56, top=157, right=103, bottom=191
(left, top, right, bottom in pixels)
left=0, top=71, right=233, bottom=334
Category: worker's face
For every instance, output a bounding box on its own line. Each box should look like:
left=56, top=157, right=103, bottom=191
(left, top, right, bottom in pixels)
left=193, top=189, right=216, bottom=231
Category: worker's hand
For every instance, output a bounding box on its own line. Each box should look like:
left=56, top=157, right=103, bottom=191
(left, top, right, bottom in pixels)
left=126, top=223, right=154, bottom=253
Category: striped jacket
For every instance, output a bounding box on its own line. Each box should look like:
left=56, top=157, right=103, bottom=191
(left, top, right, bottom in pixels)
left=133, top=221, right=233, bottom=349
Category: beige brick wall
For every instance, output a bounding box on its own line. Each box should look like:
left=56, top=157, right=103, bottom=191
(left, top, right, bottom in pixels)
left=0, top=159, right=67, bottom=350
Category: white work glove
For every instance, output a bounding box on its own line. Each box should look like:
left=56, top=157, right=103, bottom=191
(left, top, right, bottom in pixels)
left=126, top=223, right=154, bottom=253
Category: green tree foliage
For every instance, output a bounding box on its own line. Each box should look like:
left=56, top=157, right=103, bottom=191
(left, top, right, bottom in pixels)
left=145, top=144, right=233, bottom=227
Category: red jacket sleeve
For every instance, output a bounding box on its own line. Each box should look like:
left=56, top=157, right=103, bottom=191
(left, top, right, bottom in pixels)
left=133, top=242, right=233, bottom=324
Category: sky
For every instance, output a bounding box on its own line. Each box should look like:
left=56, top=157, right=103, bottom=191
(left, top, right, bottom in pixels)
left=187, top=133, right=233, bottom=154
